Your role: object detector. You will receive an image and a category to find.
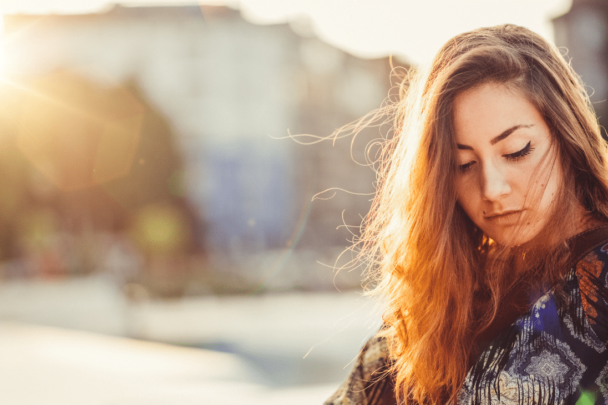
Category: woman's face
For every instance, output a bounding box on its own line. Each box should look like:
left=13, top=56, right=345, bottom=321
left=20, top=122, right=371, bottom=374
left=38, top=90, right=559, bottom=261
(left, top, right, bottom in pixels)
left=453, top=82, right=561, bottom=246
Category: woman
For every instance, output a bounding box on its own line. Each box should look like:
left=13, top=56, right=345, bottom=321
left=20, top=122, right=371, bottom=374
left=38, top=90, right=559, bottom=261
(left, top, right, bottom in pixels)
left=325, top=24, right=608, bottom=405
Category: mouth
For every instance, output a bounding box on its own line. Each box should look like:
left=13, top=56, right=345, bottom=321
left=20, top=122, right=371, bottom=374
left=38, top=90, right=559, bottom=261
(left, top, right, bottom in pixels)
left=484, top=210, right=523, bottom=225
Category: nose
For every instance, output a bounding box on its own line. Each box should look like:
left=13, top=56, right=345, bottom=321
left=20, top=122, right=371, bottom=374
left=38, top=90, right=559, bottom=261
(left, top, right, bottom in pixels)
left=480, top=161, right=511, bottom=201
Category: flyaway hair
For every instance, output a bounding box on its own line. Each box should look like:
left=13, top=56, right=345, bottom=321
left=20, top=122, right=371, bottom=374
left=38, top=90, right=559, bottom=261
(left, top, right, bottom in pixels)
left=354, top=24, right=608, bottom=404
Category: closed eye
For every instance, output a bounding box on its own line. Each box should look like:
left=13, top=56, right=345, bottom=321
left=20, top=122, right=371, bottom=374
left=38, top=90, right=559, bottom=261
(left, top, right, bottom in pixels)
left=458, top=161, right=475, bottom=172
left=504, top=141, right=533, bottom=161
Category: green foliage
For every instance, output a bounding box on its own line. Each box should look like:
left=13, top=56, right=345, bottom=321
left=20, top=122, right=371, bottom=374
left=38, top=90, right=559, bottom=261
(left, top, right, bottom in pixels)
left=577, top=390, right=596, bottom=405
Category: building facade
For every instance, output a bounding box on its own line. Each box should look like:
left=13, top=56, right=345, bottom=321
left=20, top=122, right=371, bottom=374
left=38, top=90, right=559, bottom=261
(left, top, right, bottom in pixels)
left=2, top=5, right=396, bottom=290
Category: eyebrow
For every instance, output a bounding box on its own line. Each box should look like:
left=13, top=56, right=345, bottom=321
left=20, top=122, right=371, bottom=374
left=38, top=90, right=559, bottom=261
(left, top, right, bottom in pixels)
left=456, top=124, right=534, bottom=150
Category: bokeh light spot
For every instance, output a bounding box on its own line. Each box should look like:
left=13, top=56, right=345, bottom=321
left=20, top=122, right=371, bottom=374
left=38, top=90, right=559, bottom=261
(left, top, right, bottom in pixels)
left=16, top=71, right=145, bottom=191
left=130, top=203, right=189, bottom=255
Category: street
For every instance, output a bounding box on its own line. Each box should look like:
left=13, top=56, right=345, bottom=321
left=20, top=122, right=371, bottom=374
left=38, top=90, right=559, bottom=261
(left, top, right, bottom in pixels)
left=0, top=275, right=383, bottom=404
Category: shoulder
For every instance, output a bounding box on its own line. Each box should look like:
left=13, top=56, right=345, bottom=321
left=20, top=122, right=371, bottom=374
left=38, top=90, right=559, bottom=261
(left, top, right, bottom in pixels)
left=324, top=332, right=394, bottom=405
left=573, top=241, right=608, bottom=339
left=359, top=334, right=391, bottom=377
left=574, top=241, right=608, bottom=292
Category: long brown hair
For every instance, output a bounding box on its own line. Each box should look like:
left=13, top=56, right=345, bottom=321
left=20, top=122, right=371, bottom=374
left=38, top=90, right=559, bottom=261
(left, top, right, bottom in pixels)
left=358, top=24, right=608, bottom=404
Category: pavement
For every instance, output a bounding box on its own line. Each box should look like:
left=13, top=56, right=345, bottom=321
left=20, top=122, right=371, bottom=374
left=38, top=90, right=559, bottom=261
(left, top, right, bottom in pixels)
left=0, top=322, right=338, bottom=405
left=0, top=275, right=384, bottom=404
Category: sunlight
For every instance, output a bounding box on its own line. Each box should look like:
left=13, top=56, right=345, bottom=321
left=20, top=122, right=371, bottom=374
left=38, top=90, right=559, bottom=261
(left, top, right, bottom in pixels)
left=0, top=15, right=5, bottom=76
left=238, top=0, right=573, bottom=64
left=0, top=43, right=6, bottom=77
left=0, top=0, right=573, bottom=66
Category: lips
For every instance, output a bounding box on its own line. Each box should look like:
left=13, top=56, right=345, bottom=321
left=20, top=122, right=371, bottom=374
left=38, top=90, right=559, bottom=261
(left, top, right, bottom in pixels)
left=484, top=210, right=523, bottom=225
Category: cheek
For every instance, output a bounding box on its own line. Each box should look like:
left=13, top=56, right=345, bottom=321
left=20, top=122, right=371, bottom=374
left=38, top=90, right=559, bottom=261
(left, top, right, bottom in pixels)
left=537, top=165, right=561, bottom=210
left=456, top=186, right=479, bottom=221
left=525, top=150, right=561, bottom=205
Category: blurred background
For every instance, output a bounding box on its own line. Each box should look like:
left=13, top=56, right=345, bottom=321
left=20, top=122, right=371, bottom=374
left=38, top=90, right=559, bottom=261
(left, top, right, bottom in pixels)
left=0, top=0, right=602, bottom=403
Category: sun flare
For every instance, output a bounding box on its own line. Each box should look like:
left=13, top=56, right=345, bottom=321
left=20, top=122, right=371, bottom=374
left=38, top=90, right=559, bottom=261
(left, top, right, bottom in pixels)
left=0, top=16, right=5, bottom=77
left=0, top=42, right=6, bottom=77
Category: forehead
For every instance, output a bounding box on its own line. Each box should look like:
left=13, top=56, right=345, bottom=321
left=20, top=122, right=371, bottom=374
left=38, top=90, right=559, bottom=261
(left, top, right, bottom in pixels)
left=453, top=82, right=544, bottom=143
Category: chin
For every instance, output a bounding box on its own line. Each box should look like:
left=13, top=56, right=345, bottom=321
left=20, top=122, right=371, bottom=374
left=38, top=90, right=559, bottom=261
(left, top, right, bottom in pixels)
left=487, top=227, right=539, bottom=247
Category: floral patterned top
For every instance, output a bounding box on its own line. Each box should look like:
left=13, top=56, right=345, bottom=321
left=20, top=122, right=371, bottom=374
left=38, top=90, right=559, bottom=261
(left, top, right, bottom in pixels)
left=325, top=242, right=608, bottom=405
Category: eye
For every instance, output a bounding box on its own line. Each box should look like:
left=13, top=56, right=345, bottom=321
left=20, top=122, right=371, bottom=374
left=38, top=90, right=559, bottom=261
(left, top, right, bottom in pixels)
left=504, top=141, right=533, bottom=161
left=458, top=161, right=475, bottom=173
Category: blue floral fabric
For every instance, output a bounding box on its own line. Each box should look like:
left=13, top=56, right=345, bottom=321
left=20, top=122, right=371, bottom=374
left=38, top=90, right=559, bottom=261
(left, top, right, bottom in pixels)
left=326, top=243, right=608, bottom=405
left=459, top=244, right=608, bottom=405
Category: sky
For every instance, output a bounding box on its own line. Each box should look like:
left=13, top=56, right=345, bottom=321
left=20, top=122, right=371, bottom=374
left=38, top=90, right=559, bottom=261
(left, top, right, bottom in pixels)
left=0, top=0, right=573, bottom=65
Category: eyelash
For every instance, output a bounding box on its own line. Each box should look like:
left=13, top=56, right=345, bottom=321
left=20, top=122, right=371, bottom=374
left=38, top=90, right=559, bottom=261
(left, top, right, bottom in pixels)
left=505, top=141, right=533, bottom=161
left=458, top=141, right=534, bottom=172
left=459, top=161, right=474, bottom=172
